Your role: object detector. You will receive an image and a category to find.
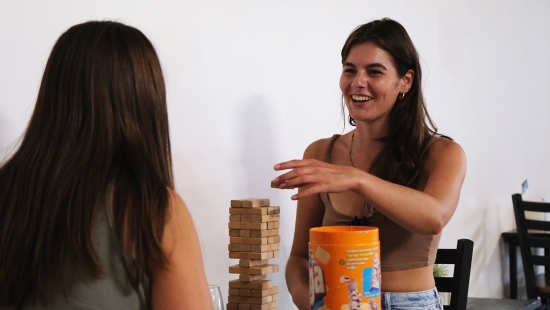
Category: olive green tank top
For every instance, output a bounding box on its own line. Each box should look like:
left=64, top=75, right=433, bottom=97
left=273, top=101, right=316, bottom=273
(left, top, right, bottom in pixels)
left=319, top=134, right=441, bottom=272
left=20, top=192, right=151, bottom=309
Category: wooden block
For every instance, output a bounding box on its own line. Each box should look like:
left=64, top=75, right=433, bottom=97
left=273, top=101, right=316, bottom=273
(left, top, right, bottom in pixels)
left=267, top=236, right=280, bottom=244
left=229, top=222, right=267, bottom=230
left=228, top=279, right=273, bottom=289
left=229, top=214, right=241, bottom=222
left=244, top=286, right=278, bottom=297
left=239, top=274, right=267, bottom=282
left=270, top=180, right=278, bottom=188
left=231, top=237, right=268, bottom=245
left=273, top=221, right=280, bottom=229
left=251, top=301, right=277, bottom=310
left=227, top=302, right=239, bottom=310
left=240, top=230, right=251, bottom=237
left=273, top=250, right=280, bottom=258
left=230, top=207, right=268, bottom=215
left=271, top=293, right=278, bottom=301
left=228, top=295, right=273, bottom=305
left=231, top=200, right=243, bottom=208
left=241, top=199, right=270, bottom=208
left=267, top=222, right=274, bottom=230
left=228, top=244, right=240, bottom=251
left=239, top=244, right=251, bottom=252
left=238, top=304, right=251, bottom=310
left=250, top=214, right=280, bottom=223
left=250, top=243, right=280, bottom=253
left=229, top=264, right=278, bottom=275
left=230, top=251, right=273, bottom=260
left=229, top=229, right=241, bottom=237
left=228, top=288, right=240, bottom=296
left=267, top=206, right=280, bottom=215
left=241, top=214, right=252, bottom=222
left=239, top=259, right=268, bottom=267
left=250, top=229, right=278, bottom=238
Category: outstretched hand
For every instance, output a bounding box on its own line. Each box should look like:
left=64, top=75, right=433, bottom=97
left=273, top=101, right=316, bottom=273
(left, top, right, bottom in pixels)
left=272, top=159, right=361, bottom=200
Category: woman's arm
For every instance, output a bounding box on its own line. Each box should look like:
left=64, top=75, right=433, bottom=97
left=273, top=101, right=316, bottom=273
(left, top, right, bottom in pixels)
left=274, top=139, right=466, bottom=235
left=285, top=140, right=327, bottom=310
left=148, top=190, right=213, bottom=310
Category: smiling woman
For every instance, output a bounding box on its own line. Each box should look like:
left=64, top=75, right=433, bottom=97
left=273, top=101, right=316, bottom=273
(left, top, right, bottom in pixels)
left=273, top=18, right=466, bottom=310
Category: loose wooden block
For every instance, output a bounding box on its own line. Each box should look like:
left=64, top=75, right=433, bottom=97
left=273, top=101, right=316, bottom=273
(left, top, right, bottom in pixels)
left=270, top=180, right=278, bottom=188
left=240, top=230, right=251, bottom=237
left=228, top=279, right=273, bottom=289
left=241, top=198, right=270, bottom=208
left=231, top=237, right=268, bottom=245
left=241, top=214, right=252, bottom=222
left=238, top=305, right=251, bottom=310
left=228, top=288, right=240, bottom=296
left=239, top=244, right=251, bottom=252
left=229, top=229, right=241, bottom=237
left=242, top=286, right=278, bottom=298
left=228, top=295, right=273, bottom=305
left=250, top=243, right=280, bottom=253
left=229, top=214, right=241, bottom=222
left=227, top=302, right=239, bottom=310
left=267, top=236, right=280, bottom=244
left=239, top=259, right=268, bottom=267
left=250, top=229, right=278, bottom=238
left=230, top=251, right=273, bottom=260
left=231, top=200, right=243, bottom=208
left=239, top=274, right=267, bottom=282
left=228, top=244, right=240, bottom=252
left=229, top=264, right=278, bottom=275
left=250, top=214, right=280, bottom=223
left=229, top=222, right=267, bottom=230
left=251, top=301, right=278, bottom=310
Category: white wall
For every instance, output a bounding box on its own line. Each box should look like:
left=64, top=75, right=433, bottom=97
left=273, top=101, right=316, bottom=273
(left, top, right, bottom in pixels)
left=2, top=0, right=550, bottom=306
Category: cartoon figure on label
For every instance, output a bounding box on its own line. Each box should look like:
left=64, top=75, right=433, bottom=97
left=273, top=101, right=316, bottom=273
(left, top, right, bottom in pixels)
left=340, top=276, right=363, bottom=310
left=370, top=253, right=381, bottom=294
left=310, top=249, right=327, bottom=309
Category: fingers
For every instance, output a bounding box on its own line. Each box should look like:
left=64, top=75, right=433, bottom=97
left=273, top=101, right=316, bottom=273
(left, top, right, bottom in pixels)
left=274, top=159, right=319, bottom=171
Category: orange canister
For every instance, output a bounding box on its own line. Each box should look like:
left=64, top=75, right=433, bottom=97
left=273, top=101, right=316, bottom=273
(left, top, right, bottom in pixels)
left=309, top=226, right=381, bottom=310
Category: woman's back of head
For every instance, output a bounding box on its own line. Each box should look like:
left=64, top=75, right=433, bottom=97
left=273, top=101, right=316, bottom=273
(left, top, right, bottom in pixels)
left=0, top=21, right=173, bottom=308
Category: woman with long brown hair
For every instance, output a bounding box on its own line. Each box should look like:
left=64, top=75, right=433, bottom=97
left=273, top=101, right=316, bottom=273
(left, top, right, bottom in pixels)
left=0, top=21, right=212, bottom=309
left=273, top=18, right=466, bottom=310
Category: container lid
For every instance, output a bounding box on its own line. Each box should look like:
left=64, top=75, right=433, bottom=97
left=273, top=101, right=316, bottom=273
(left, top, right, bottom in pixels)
left=310, top=226, right=379, bottom=245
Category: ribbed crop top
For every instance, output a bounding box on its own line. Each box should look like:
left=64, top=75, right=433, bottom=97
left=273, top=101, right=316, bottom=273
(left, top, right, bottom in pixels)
left=319, top=134, right=441, bottom=272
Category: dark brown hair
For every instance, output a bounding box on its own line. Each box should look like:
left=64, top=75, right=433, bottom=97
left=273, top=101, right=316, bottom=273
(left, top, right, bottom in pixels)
left=0, top=21, right=173, bottom=308
left=342, top=18, right=442, bottom=188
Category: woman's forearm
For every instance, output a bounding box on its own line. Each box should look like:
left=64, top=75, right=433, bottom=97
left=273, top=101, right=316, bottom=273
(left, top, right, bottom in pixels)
left=285, top=254, right=310, bottom=310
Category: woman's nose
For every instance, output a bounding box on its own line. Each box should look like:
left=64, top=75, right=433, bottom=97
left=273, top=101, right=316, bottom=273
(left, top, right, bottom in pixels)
left=351, top=71, right=367, bottom=88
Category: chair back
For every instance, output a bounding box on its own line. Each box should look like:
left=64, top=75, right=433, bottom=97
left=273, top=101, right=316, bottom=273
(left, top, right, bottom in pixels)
left=434, top=238, right=474, bottom=310
left=512, top=193, right=550, bottom=299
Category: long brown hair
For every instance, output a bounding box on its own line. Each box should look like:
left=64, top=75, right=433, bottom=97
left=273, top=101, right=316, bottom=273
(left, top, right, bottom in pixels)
left=0, top=21, right=173, bottom=308
left=342, top=18, right=443, bottom=187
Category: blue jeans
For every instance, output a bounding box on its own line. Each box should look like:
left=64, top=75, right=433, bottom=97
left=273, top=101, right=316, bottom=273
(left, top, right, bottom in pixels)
left=381, top=288, right=443, bottom=310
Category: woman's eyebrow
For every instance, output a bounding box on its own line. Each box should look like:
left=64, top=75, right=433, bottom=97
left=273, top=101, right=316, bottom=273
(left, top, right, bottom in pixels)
left=366, top=63, right=387, bottom=70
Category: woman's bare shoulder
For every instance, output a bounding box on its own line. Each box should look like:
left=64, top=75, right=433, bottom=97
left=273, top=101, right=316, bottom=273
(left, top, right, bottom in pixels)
left=423, top=136, right=466, bottom=171
left=303, top=135, right=340, bottom=160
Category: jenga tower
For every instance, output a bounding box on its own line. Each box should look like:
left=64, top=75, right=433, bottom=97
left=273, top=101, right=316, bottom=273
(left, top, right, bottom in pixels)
left=227, top=198, right=280, bottom=310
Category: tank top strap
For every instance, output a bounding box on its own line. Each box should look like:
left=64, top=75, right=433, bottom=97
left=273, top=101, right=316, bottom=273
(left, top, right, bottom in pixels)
left=324, top=134, right=341, bottom=163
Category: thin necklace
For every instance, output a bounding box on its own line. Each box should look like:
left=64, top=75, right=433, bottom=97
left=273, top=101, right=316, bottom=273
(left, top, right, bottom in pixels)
left=349, top=130, right=370, bottom=211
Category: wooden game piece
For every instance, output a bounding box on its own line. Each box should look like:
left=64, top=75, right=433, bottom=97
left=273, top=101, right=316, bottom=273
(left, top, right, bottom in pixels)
left=228, top=244, right=240, bottom=252
left=273, top=249, right=280, bottom=258
left=239, top=274, right=267, bottom=282
left=250, top=214, right=280, bottom=223
left=267, top=236, right=280, bottom=244
left=241, top=199, right=270, bottom=208
left=267, top=206, right=280, bottom=214
left=270, top=180, right=278, bottom=188
left=228, top=279, right=273, bottom=290
left=250, top=243, right=279, bottom=253
left=230, top=237, right=269, bottom=245
left=229, top=214, right=241, bottom=222
left=239, top=259, right=268, bottom=267
left=250, top=301, right=278, bottom=310
left=228, top=288, right=240, bottom=296
left=239, top=244, right=251, bottom=252
left=231, top=200, right=243, bottom=208
left=229, top=264, right=278, bottom=275
left=229, top=222, right=267, bottom=230
left=227, top=295, right=273, bottom=305
left=229, top=229, right=241, bottom=237
left=250, top=229, right=278, bottom=238
left=246, top=286, right=278, bottom=297
left=240, top=229, right=251, bottom=237
left=241, top=214, right=252, bottom=222
left=227, top=303, right=239, bottom=310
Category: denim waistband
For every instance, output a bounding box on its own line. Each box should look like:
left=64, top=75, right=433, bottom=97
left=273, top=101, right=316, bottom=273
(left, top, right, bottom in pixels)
left=381, top=287, right=442, bottom=309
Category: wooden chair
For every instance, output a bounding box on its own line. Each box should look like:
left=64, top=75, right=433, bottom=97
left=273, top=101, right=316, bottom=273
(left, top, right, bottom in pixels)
left=434, top=238, right=474, bottom=310
left=512, top=193, right=550, bottom=310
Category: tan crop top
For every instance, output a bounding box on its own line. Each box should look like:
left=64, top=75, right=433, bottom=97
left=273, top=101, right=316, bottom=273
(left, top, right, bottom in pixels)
left=319, top=134, right=441, bottom=272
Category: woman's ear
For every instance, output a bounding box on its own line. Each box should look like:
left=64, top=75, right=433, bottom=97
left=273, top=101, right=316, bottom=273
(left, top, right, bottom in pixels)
left=401, top=69, right=414, bottom=93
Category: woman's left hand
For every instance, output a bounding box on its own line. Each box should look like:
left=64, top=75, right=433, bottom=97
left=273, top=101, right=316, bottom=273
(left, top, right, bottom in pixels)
left=273, top=159, right=362, bottom=200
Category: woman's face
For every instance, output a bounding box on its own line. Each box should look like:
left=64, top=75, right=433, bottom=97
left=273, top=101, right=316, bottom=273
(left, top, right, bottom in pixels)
left=340, top=42, right=412, bottom=125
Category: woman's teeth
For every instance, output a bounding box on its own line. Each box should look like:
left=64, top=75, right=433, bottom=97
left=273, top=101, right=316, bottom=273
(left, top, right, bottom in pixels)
left=351, top=95, right=372, bottom=102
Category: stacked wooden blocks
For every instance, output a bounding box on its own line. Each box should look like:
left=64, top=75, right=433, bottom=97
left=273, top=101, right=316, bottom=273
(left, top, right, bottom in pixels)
left=227, top=198, right=280, bottom=310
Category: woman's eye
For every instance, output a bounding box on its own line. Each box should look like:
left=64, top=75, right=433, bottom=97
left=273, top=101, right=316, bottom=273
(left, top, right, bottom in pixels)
left=368, top=70, right=382, bottom=76
left=343, top=68, right=356, bottom=74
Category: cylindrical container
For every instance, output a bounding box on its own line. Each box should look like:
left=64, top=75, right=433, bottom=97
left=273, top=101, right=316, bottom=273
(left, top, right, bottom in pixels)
left=309, top=226, right=380, bottom=310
